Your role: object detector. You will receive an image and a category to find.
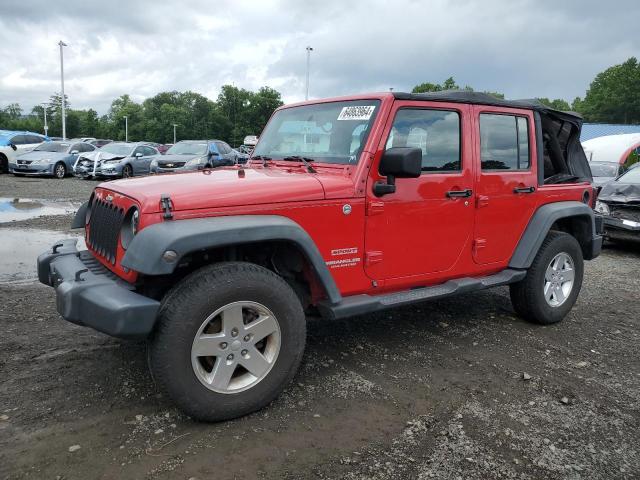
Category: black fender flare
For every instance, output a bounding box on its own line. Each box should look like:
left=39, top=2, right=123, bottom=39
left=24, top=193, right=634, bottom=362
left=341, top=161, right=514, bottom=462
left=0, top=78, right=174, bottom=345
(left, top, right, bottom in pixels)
left=71, top=201, right=89, bottom=229
left=509, top=201, right=602, bottom=269
left=121, top=215, right=342, bottom=304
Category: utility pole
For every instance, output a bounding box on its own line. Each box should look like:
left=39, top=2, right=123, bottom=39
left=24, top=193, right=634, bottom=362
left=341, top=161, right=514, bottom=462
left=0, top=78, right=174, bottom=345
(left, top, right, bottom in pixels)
left=41, top=103, right=49, bottom=137
left=124, top=116, right=128, bottom=142
left=305, top=46, right=313, bottom=101
left=58, top=40, right=67, bottom=139
left=173, top=124, right=178, bottom=144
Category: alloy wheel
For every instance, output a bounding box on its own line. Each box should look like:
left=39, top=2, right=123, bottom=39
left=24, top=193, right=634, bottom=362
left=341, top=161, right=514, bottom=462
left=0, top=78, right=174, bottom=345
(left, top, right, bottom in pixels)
left=543, top=252, right=575, bottom=307
left=190, top=301, right=281, bottom=394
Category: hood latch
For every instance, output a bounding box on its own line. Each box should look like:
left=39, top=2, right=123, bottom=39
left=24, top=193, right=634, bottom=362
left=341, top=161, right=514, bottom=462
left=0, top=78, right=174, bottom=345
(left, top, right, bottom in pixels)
left=160, top=194, right=173, bottom=220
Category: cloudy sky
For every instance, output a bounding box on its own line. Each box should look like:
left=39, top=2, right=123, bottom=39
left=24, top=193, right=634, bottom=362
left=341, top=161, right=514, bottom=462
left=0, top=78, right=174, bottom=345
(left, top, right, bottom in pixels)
left=1, top=0, right=638, bottom=114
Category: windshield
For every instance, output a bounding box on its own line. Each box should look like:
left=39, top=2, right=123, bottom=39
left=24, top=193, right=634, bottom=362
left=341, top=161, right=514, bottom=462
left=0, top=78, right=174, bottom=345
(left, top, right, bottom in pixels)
left=34, top=142, right=69, bottom=153
left=253, top=100, right=381, bottom=165
left=590, top=163, right=619, bottom=177
left=166, top=142, right=208, bottom=155
left=101, top=143, right=133, bottom=156
left=617, top=167, right=640, bottom=184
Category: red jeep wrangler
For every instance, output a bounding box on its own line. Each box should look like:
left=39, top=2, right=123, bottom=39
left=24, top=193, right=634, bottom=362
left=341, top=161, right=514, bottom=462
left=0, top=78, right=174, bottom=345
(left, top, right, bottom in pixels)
left=38, top=91, right=602, bottom=421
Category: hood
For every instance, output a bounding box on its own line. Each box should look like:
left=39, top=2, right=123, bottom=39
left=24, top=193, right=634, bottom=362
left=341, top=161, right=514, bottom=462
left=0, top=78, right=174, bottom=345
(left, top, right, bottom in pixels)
left=78, top=151, right=125, bottom=162
left=598, top=181, right=640, bottom=204
left=17, top=151, right=67, bottom=161
left=104, top=167, right=329, bottom=213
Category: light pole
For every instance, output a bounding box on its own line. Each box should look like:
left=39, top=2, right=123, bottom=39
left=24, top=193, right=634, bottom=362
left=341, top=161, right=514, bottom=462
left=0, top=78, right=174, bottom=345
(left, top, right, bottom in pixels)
left=124, top=116, right=128, bottom=142
left=41, top=103, right=49, bottom=137
left=305, top=46, right=313, bottom=100
left=173, top=123, right=178, bottom=144
left=58, top=40, right=67, bottom=139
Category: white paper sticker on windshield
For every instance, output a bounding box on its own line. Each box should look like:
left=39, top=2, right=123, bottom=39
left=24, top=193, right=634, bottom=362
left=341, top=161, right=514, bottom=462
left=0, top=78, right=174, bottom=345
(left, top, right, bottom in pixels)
left=337, top=105, right=376, bottom=121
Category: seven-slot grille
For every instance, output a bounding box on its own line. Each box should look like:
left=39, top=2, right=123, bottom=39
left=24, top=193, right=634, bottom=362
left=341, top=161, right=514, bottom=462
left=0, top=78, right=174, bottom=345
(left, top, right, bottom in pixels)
left=87, top=198, right=125, bottom=264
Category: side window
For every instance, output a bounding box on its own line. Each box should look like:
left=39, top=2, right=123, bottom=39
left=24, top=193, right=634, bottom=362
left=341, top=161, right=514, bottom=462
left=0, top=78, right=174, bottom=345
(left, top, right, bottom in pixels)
left=480, top=114, right=530, bottom=170
left=133, top=146, right=144, bottom=157
left=216, top=142, right=229, bottom=154
left=25, top=135, right=42, bottom=144
left=71, top=143, right=83, bottom=152
left=385, top=109, right=461, bottom=172
left=83, top=143, right=96, bottom=152
left=11, top=135, right=27, bottom=145
left=143, top=146, right=156, bottom=156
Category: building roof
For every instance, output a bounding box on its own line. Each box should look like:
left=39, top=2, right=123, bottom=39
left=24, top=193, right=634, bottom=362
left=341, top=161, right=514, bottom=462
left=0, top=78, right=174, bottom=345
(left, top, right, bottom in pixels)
left=580, top=123, right=640, bottom=142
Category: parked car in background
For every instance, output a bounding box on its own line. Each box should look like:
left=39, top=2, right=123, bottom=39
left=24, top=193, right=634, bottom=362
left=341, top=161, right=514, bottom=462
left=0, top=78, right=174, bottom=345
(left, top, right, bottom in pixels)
left=590, top=161, right=626, bottom=190
left=232, top=147, right=249, bottom=164
left=10, top=140, right=95, bottom=178
left=88, top=139, right=113, bottom=148
left=149, top=140, right=237, bottom=174
left=80, top=137, right=96, bottom=143
left=595, top=167, right=640, bottom=242
left=0, top=130, right=49, bottom=173
left=144, top=142, right=170, bottom=154
left=74, top=142, right=159, bottom=179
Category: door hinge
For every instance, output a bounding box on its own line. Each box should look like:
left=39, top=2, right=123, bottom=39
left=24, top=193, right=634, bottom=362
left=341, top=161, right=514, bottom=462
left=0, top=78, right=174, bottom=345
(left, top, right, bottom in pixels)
left=366, top=201, right=384, bottom=216
left=476, top=195, right=489, bottom=208
left=365, top=251, right=383, bottom=266
left=473, top=239, right=487, bottom=252
left=160, top=194, right=173, bottom=220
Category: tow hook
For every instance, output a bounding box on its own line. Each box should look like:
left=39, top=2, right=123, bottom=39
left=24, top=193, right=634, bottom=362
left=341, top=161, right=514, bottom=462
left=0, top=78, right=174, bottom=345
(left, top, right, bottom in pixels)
left=160, top=194, right=173, bottom=220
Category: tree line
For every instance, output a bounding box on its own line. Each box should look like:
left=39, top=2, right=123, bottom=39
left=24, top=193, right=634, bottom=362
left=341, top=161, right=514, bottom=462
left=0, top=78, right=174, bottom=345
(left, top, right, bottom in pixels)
left=2, top=57, right=640, bottom=143
left=0, top=85, right=283, bottom=146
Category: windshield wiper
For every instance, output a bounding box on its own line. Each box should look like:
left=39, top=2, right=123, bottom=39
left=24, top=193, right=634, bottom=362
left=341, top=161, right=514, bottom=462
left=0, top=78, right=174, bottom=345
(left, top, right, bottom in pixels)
left=282, top=155, right=317, bottom=173
left=251, top=155, right=272, bottom=167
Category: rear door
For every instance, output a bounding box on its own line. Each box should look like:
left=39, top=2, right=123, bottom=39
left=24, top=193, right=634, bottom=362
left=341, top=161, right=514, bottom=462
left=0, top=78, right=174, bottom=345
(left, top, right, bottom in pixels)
left=364, top=101, right=475, bottom=280
left=472, top=106, right=538, bottom=264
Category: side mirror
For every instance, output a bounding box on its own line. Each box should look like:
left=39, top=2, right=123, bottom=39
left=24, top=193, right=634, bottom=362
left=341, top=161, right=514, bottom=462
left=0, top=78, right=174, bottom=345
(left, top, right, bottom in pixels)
left=10, top=143, right=17, bottom=151
left=135, top=152, right=143, bottom=158
left=373, top=147, right=422, bottom=196
left=210, top=151, right=220, bottom=157
left=70, top=150, right=79, bottom=155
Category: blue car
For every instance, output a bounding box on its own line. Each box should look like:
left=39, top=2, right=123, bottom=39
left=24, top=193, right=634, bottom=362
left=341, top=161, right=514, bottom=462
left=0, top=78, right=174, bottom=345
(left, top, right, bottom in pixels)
left=0, top=130, right=50, bottom=173
left=10, top=140, right=96, bottom=178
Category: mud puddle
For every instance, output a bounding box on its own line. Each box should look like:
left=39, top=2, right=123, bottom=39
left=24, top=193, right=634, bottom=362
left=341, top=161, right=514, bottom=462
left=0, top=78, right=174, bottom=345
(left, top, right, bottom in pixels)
left=0, top=197, right=80, bottom=223
left=0, top=229, right=86, bottom=284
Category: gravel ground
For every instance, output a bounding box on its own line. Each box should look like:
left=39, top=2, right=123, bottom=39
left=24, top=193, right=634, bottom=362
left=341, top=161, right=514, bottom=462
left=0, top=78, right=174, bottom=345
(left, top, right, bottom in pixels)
left=0, top=175, right=639, bottom=479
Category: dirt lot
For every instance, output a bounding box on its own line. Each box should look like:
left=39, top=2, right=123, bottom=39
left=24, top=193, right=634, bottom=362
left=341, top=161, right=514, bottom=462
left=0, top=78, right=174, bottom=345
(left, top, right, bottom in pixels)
left=1, top=176, right=639, bottom=480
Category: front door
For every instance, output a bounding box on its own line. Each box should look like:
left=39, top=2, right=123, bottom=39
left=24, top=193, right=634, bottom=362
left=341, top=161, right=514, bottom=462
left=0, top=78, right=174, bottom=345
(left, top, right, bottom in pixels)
left=364, top=101, right=475, bottom=281
left=472, top=106, right=538, bottom=265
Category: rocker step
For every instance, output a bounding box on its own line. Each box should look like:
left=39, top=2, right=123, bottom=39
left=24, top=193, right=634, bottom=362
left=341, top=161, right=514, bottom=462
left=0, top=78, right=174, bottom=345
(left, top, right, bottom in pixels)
left=319, top=268, right=526, bottom=320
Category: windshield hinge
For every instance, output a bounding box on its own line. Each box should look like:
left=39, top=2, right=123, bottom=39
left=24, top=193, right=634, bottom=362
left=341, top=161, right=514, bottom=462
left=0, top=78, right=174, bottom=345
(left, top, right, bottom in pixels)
left=160, top=194, right=173, bottom=220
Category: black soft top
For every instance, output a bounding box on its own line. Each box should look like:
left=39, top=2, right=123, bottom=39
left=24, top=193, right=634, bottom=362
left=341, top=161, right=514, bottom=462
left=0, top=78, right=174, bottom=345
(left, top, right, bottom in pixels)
left=393, top=91, right=583, bottom=128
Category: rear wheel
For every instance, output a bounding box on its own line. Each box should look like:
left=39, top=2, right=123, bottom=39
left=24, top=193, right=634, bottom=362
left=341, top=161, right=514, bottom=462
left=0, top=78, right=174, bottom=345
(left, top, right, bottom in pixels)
left=149, top=262, right=306, bottom=422
left=510, top=231, right=584, bottom=325
left=54, top=162, right=66, bottom=179
left=122, top=164, right=133, bottom=178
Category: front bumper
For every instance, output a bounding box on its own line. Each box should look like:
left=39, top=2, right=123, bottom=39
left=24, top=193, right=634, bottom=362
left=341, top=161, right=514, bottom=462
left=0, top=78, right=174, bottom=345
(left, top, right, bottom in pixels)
left=602, top=215, right=640, bottom=241
left=37, top=239, right=160, bottom=339
left=10, top=162, right=55, bottom=175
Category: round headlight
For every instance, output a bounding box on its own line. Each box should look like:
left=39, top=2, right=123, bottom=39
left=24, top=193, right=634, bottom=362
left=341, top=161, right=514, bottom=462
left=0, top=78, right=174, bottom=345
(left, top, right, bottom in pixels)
left=120, top=207, right=140, bottom=250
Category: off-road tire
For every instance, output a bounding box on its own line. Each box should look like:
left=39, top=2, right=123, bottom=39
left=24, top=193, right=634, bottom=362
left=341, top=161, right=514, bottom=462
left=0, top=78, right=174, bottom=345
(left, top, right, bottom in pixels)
left=510, top=231, right=584, bottom=325
left=148, top=262, right=306, bottom=422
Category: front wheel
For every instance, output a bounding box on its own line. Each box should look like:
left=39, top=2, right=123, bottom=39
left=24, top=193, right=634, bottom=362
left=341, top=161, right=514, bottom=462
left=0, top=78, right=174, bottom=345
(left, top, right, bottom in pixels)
left=122, top=164, right=133, bottom=178
left=510, top=231, right=584, bottom=325
left=54, top=162, right=67, bottom=179
left=149, top=262, right=306, bottom=422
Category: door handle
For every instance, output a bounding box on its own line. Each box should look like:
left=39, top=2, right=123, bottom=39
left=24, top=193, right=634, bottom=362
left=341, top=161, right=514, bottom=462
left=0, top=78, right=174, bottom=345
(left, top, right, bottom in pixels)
left=513, top=186, right=536, bottom=194
left=446, top=189, right=473, bottom=198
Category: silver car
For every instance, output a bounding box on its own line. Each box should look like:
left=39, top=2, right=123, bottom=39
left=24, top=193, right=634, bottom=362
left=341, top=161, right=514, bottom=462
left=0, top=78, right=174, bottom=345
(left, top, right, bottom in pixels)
left=74, top=142, right=159, bottom=179
left=10, top=141, right=95, bottom=178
